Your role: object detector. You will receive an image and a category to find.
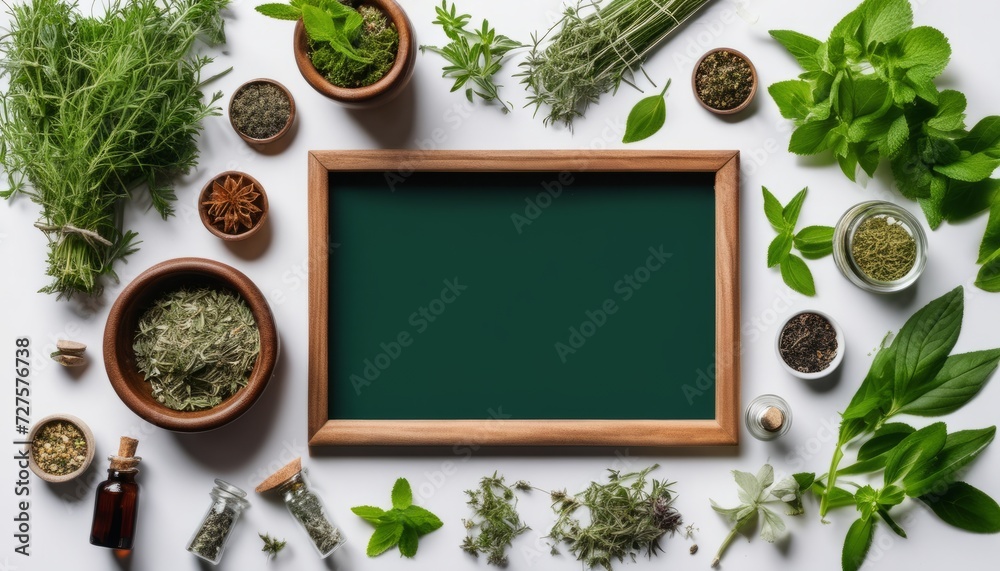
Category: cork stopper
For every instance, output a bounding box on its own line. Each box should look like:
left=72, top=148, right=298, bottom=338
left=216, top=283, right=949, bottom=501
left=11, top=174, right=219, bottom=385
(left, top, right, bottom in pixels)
left=761, top=407, right=785, bottom=432
left=109, top=436, right=140, bottom=471
left=256, top=457, right=302, bottom=493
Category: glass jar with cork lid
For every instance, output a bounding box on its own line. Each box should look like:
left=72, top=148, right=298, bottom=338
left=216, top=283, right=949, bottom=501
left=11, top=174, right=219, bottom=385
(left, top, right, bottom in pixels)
left=187, top=479, right=250, bottom=564
left=256, top=458, right=345, bottom=558
left=833, top=201, right=927, bottom=293
left=745, top=394, right=792, bottom=440
left=90, top=436, right=141, bottom=549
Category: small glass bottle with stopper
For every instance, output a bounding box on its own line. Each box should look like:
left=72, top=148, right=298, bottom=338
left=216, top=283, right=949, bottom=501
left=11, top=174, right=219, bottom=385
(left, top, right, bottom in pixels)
left=256, top=457, right=345, bottom=558
left=90, top=436, right=141, bottom=549
left=745, top=394, right=792, bottom=440
left=187, top=479, right=250, bottom=565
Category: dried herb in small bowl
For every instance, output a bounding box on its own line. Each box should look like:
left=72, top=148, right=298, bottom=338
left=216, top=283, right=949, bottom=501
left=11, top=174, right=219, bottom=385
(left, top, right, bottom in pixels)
left=777, top=312, right=838, bottom=374
left=693, top=48, right=756, bottom=113
left=229, top=80, right=294, bottom=143
left=31, top=420, right=89, bottom=476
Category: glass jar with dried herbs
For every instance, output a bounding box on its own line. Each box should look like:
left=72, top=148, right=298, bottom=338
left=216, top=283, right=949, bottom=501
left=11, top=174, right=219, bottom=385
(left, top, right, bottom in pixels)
left=187, top=479, right=250, bottom=565
left=256, top=458, right=345, bottom=558
left=833, top=201, right=927, bottom=293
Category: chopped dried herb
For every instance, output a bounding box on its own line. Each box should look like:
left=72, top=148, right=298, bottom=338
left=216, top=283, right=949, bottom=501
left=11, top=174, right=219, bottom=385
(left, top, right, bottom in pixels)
left=230, top=82, right=291, bottom=140
left=778, top=312, right=838, bottom=373
left=461, top=473, right=529, bottom=566
left=851, top=216, right=917, bottom=282
left=695, top=50, right=754, bottom=111
left=189, top=509, right=236, bottom=561
left=31, top=421, right=88, bottom=475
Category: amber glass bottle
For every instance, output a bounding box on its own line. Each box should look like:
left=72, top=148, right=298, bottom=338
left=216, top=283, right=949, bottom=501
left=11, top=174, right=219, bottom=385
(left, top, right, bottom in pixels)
left=90, top=437, right=141, bottom=549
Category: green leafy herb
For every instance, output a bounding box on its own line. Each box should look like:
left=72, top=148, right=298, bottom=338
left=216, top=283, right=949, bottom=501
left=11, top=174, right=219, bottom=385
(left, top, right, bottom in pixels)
left=460, top=473, right=530, bottom=566
left=767, top=0, right=1000, bottom=291
left=133, top=287, right=260, bottom=411
left=256, top=0, right=398, bottom=88
left=810, top=286, right=1000, bottom=570
left=519, top=0, right=712, bottom=128
left=762, top=187, right=834, bottom=295
left=420, top=1, right=525, bottom=113
left=710, top=465, right=812, bottom=567
left=547, top=464, right=681, bottom=570
left=259, top=533, right=287, bottom=561
left=622, top=79, right=671, bottom=143
left=352, top=478, right=443, bottom=558
left=0, top=0, right=229, bottom=298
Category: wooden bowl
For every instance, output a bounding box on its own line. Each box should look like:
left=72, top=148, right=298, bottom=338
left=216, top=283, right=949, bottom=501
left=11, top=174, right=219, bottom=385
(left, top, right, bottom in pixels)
left=27, top=414, right=96, bottom=483
left=692, top=47, right=758, bottom=115
left=198, top=171, right=269, bottom=242
left=228, top=78, right=296, bottom=145
left=103, top=258, right=278, bottom=432
left=293, top=0, right=416, bottom=108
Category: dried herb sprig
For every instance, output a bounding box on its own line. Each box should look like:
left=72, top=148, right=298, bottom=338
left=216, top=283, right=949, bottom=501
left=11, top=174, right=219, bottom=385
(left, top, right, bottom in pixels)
left=546, top=464, right=682, bottom=570
left=133, top=287, right=260, bottom=411
left=461, top=472, right=530, bottom=566
left=259, top=533, right=286, bottom=561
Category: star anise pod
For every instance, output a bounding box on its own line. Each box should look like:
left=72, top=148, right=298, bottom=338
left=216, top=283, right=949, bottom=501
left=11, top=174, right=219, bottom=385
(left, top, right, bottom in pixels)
left=203, top=174, right=262, bottom=234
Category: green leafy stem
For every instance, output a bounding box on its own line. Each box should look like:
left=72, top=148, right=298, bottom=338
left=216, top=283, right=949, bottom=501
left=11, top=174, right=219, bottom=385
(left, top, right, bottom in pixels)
left=256, top=0, right=371, bottom=63
left=768, top=0, right=1000, bottom=291
left=763, top=187, right=834, bottom=296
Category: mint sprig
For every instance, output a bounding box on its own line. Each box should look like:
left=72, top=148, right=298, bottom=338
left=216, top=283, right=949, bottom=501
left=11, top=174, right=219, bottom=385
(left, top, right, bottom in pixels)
left=352, top=478, right=443, bottom=558
left=762, top=187, right=834, bottom=296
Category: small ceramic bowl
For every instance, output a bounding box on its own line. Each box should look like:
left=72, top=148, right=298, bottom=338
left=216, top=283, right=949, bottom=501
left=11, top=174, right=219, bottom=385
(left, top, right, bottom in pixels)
left=692, top=47, right=758, bottom=115
left=198, top=171, right=269, bottom=242
left=229, top=78, right=296, bottom=145
left=27, top=414, right=96, bottom=483
left=103, top=258, right=279, bottom=432
left=775, top=309, right=845, bottom=380
left=293, top=0, right=416, bottom=108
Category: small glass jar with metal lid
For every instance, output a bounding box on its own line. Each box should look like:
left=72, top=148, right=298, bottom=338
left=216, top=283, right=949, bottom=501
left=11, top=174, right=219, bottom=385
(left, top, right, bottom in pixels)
left=832, top=201, right=927, bottom=293
left=256, top=458, right=345, bottom=558
left=187, top=479, right=250, bottom=565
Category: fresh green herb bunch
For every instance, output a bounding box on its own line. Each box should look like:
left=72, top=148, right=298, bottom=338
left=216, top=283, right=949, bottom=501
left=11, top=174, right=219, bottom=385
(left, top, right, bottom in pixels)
left=352, top=478, right=443, bottom=558
left=420, top=1, right=525, bottom=113
left=763, top=187, right=835, bottom=296
left=808, top=286, right=1000, bottom=571
left=548, top=464, right=681, bottom=571
left=133, top=287, right=260, bottom=411
left=710, top=464, right=812, bottom=567
left=519, top=0, right=711, bottom=128
left=255, top=0, right=398, bottom=88
left=0, top=0, right=229, bottom=298
left=461, top=472, right=530, bottom=566
left=768, top=0, right=1000, bottom=291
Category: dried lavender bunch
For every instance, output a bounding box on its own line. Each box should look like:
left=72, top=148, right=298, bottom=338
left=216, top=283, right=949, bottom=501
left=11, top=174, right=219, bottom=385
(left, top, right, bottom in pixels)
left=547, top=464, right=682, bottom=570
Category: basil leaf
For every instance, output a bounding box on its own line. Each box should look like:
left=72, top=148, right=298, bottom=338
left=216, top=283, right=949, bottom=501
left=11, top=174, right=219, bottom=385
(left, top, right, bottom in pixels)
left=762, top=187, right=787, bottom=231
left=892, top=286, right=963, bottom=401
left=978, top=198, right=1000, bottom=264
left=858, top=423, right=915, bottom=461
left=883, top=422, right=946, bottom=486
left=794, top=225, right=834, bottom=258
left=976, top=256, right=1000, bottom=292
left=897, top=350, right=1000, bottom=416
left=780, top=254, right=816, bottom=296
left=782, top=188, right=808, bottom=227
left=842, top=517, right=875, bottom=571
left=942, top=178, right=1000, bottom=222
left=903, top=427, right=996, bottom=497
left=767, top=231, right=794, bottom=267
left=769, top=30, right=823, bottom=71
left=622, top=80, right=669, bottom=144
left=920, top=481, right=1000, bottom=533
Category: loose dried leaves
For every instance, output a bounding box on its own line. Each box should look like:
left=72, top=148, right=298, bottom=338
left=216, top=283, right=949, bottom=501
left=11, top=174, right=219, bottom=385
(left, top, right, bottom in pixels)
left=31, top=420, right=88, bottom=475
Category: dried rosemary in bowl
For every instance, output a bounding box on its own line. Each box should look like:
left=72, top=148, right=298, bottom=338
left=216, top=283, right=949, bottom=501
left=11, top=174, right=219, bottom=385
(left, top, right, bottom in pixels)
left=133, top=287, right=260, bottom=411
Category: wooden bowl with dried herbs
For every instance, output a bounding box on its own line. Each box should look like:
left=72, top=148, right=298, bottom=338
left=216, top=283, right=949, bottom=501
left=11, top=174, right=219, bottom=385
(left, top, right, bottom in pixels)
left=103, top=258, right=278, bottom=432
left=27, top=414, right=95, bottom=483
left=199, top=171, right=269, bottom=241
left=692, top=48, right=758, bottom=115
left=229, top=79, right=295, bottom=145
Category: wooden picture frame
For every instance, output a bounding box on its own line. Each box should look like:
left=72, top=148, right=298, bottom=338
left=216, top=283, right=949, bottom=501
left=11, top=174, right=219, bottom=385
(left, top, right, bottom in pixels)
left=308, top=150, right=740, bottom=447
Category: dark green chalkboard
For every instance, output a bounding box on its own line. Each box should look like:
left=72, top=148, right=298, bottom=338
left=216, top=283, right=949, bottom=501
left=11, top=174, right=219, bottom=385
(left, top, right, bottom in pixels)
left=308, top=151, right=741, bottom=446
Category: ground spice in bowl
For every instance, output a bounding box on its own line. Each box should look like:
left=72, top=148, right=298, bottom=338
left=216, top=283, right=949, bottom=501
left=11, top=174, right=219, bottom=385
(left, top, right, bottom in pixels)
left=778, top=312, right=839, bottom=374
left=693, top=49, right=756, bottom=112
left=850, top=215, right=917, bottom=282
left=31, top=420, right=89, bottom=476
left=229, top=80, right=293, bottom=142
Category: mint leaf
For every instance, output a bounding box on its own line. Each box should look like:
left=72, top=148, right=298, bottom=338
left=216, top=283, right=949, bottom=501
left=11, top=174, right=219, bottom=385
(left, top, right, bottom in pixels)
left=301, top=4, right=338, bottom=42
left=794, top=225, right=834, bottom=258
left=926, top=90, right=967, bottom=134
left=934, top=153, right=1000, bottom=182
left=762, top=187, right=787, bottom=230
left=782, top=188, right=808, bottom=226
left=769, top=80, right=814, bottom=121
left=392, top=478, right=413, bottom=509
left=789, top=119, right=838, bottom=154
left=402, top=505, right=444, bottom=535
left=769, top=30, right=822, bottom=71
left=975, top=256, right=1000, bottom=292
left=942, top=178, right=1000, bottom=222
left=842, top=517, right=875, bottom=571
left=366, top=521, right=404, bottom=557
left=959, top=116, right=1000, bottom=155
left=398, top=526, right=419, bottom=557
left=767, top=232, right=793, bottom=268
left=859, top=0, right=913, bottom=46
left=352, top=505, right=387, bottom=524
left=920, top=482, right=1000, bottom=533
left=622, top=79, right=670, bottom=143
left=979, top=198, right=1000, bottom=264
left=780, top=254, right=816, bottom=296
left=255, top=3, right=301, bottom=20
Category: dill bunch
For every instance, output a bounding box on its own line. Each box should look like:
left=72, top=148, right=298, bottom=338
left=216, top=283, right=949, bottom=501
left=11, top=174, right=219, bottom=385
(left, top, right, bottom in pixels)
left=0, top=0, right=229, bottom=298
left=461, top=473, right=530, bottom=566
left=548, top=464, right=682, bottom=570
left=519, top=0, right=711, bottom=128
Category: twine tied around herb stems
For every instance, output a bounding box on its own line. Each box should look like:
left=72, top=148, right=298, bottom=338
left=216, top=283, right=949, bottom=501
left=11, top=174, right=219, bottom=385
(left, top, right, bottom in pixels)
left=34, top=222, right=113, bottom=248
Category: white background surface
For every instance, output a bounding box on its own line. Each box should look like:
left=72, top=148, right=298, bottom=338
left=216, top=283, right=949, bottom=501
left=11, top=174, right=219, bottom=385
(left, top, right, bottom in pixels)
left=2, top=0, right=1000, bottom=570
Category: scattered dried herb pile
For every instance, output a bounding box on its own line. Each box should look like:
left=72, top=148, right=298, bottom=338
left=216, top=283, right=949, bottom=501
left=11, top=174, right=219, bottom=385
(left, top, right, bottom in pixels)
left=0, top=0, right=229, bottom=298
left=695, top=50, right=754, bottom=110
left=778, top=312, right=838, bottom=373
left=31, top=420, right=88, bottom=475
left=461, top=473, right=530, bottom=566
left=230, top=82, right=291, bottom=140
left=133, top=287, right=260, bottom=411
